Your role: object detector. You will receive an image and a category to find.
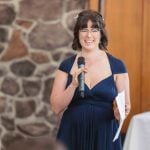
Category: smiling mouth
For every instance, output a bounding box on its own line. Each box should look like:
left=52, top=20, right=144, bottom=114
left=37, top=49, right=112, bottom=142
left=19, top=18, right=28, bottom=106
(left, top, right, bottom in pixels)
left=84, top=40, right=94, bottom=45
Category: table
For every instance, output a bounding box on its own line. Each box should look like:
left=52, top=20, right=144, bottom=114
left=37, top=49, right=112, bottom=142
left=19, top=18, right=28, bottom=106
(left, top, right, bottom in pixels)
left=123, top=111, right=150, bottom=150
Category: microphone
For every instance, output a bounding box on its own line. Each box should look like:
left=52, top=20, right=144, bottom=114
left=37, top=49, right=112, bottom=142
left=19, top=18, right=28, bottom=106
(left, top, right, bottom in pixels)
left=77, top=56, right=85, bottom=98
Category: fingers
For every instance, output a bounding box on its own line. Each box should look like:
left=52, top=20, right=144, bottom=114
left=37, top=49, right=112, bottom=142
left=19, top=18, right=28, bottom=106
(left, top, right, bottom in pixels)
left=113, top=100, right=117, bottom=109
left=125, top=110, right=130, bottom=117
left=83, top=67, right=88, bottom=73
left=76, top=67, right=88, bottom=75
left=125, top=105, right=131, bottom=117
left=71, top=67, right=88, bottom=87
left=74, top=67, right=88, bottom=81
left=114, top=107, right=120, bottom=121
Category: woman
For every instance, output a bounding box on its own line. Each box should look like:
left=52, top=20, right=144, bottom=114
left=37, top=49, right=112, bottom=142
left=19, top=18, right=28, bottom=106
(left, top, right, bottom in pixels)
left=50, top=10, right=131, bottom=150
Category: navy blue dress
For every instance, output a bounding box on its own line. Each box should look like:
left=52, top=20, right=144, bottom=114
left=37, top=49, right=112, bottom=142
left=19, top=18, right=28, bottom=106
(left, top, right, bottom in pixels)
left=56, top=52, right=127, bottom=150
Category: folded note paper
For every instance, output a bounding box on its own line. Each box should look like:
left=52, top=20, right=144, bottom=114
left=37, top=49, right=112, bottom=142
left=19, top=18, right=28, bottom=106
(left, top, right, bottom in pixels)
left=113, top=90, right=125, bottom=142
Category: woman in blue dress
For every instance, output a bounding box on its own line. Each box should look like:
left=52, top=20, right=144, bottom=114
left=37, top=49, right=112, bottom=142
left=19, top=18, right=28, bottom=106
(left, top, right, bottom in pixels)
left=50, top=10, right=131, bottom=150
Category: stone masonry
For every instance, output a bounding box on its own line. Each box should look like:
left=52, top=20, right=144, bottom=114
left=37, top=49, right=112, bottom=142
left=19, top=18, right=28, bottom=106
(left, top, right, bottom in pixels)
left=0, top=0, right=88, bottom=149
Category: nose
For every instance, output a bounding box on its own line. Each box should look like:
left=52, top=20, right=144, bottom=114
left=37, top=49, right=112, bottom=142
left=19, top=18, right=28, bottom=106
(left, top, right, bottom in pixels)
left=87, top=31, right=92, bottom=37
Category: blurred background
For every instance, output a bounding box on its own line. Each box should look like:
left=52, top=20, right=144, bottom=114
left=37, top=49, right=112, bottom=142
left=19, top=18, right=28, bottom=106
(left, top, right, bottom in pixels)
left=0, top=0, right=149, bottom=150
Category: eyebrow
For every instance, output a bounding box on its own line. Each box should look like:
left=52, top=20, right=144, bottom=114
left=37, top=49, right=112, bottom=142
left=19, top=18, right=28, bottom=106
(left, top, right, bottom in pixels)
left=82, top=27, right=99, bottom=29
left=81, top=27, right=99, bottom=29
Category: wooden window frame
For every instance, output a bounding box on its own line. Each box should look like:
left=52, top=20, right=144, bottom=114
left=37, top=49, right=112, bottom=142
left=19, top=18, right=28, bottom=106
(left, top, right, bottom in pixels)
left=89, top=0, right=99, bottom=11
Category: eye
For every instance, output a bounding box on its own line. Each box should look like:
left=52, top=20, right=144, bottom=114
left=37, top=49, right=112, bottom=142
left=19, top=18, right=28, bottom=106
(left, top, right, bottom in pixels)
left=80, top=29, right=88, bottom=32
left=91, top=28, right=99, bottom=32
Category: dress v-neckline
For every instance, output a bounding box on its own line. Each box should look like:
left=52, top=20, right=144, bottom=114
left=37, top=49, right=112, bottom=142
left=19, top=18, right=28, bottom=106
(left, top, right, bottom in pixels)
left=84, top=52, right=113, bottom=90
left=85, top=75, right=113, bottom=91
left=69, top=51, right=114, bottom=91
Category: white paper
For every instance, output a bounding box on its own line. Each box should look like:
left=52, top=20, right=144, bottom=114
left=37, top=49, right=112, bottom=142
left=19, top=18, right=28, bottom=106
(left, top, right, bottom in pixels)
left=113, top=90, right=125, bottom=142
left=0, top=140, right=1, bottom=150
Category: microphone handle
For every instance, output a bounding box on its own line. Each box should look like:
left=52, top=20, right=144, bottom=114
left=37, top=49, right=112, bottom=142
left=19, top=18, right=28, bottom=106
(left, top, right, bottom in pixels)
left=78, top=66, right=85, bottom=98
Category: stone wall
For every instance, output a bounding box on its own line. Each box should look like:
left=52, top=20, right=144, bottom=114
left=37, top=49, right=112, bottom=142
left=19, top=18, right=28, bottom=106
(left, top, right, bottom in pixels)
left=0, top=0, right=87, bottom=149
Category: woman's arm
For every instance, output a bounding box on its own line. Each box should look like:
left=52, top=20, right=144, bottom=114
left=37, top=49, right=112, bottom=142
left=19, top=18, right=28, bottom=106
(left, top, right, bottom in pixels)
left=114, top=73, right=131, bottom=120
left=50, top=67, right=87, bottom=115
left=50, top=70, right=77, bottom=115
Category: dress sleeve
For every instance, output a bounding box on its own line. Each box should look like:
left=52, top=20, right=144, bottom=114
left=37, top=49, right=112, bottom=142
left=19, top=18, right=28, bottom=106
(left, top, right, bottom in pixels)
left=107, top=53, right=127, bottom=74
left=58, top=59, right=69, bottom=73
left=114, top=59, right=127, bottom=74
left=58, top=55, right=76, bottom=74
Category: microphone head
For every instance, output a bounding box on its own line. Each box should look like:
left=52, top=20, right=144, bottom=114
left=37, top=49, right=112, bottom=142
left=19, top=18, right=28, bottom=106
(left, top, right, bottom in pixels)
left=77, top=56, right=85, bottom=65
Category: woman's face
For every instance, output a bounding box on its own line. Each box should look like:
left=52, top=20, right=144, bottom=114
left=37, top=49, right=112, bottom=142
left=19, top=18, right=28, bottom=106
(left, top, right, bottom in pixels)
left=79, top=20, right=101, bottom=51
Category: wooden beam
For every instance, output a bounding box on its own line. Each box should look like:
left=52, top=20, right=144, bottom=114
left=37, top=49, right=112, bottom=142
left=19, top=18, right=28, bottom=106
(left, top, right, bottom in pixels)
left=104, top=0, right=143, bottom=132
left=141, top=0, right=150, bottom=112
left=89, top=0, right=99, bottom=11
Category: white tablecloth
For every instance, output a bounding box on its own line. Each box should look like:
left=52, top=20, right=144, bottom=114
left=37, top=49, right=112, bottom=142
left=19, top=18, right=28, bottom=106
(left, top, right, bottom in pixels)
left=123, top=112, right=150, bottom=150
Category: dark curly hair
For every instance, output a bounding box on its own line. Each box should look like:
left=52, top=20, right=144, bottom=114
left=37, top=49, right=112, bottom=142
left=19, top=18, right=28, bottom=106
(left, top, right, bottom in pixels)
left=72, top=10, right=108, bottom=51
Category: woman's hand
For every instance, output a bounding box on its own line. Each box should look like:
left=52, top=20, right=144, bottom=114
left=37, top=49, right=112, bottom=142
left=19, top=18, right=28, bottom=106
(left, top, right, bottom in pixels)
left=113, top=100, right=120, bottom=122
left=125, top=104, right=131, bottom=117
left=113, top=100, right=131, bottom=122
left=70, top=67, right=88, bottom=88
left=114, top=73, right=131, bottom=122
